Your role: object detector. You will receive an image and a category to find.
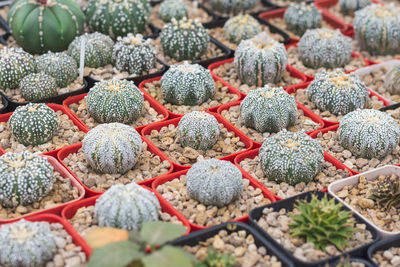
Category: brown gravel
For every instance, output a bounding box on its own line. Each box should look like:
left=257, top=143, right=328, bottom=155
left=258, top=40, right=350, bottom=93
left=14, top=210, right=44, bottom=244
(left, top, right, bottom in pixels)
left=373, top=247, right=400, bottom=267
left=199, top=0, right=268, bottom=17
left=0, top=96, right=3, bottom=110
left=326, top=4, right=355, bottom=24
left=220, top=104, right=322, bottom=144
left=183, top=229, right=283, bottom=267
left=62, top=142, right=171, bottom=192
left=142, top=79, right=238, bottom=115
left=269, top=17, right=333, bottom=39
left=67, top=98, right=165, bottom=130
left=146, top=123, right=247, bottom=166
left=157, top=175, right=271, bottom=227
left=0, top=171, right=80, bottom=220
left=386, top=107, right=400, bottom=125
left=240, top=155, right=349, bottom=199
left=0, top=110, right=86, bottom=154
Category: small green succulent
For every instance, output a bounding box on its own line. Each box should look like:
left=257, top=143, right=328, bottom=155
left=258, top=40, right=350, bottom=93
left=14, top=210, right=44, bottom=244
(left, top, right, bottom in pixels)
left=195, top=248, right=236, bottom=267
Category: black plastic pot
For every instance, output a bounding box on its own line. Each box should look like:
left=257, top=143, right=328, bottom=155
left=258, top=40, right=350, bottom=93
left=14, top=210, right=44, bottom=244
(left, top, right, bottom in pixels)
left=262, top=0, right=314, bottom=9
left=0, top=92, right=8, bottom=114
left=367, top=235, right=400, bottom=267
left=170, top=221, right=294, bottom=267
left=249, top=191, right=379, bottom=267
left=380, top=102, right=400, bottom=112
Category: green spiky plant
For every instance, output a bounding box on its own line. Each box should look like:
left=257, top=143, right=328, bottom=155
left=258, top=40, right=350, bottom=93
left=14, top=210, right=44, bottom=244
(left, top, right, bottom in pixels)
left=195, top=248, right=236, bottom=267
left=369, top=176, right=400, bottom=209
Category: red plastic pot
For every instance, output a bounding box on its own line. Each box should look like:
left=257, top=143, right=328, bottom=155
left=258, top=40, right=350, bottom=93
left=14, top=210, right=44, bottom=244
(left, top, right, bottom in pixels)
left=141, top=112, right=254, bottom=171
left=152, top=168, right=277, bottom=232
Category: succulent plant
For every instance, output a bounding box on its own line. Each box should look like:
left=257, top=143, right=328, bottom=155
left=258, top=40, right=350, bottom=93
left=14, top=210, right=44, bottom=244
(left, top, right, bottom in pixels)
left=194, top=248, right=236, bottom=267
left=86, top=79, right=144, bottom=124
left=0, top=151, right=54, bottom=208
left=84, top=0, right=151, bottom=39
left=68, top=32, right=114, bottom=69
left=240, top=86, right=297, bottom=133
left=186, top=159, right=243, bottom=207
left=384, top=66, right=400, bottom=95
left=160, top=17, right=209, bottom=61
left=159, top=0, right=188, bottom=22
left=335, top=256, right=352, bottom=267
left=7, top=0, right=85, bottom=54
left=307, top=69, right=369, bottom=116
left=209, top=0, right=259, bottom=15
left=234, top=32, right=288, bottom=87
left=178, top=111, right=220, bottom=150
left=161, top=62, right=215, bottom=106
left=354, top=4, right=400, bottom=55
left=0, top=220, right=56, bottom=266
left=370, top=175, right=400, bottom=210
left=94, top=183, right=160, bottom=230
left=259, top=130, right=324, bottom=185
left=339, top=0, right=371, bottom=15
left=298, top=28, right=352, bottom=69
left=0, top=47, right=36, bottom=89
left=338, top=109, right=400, bottom=159
left=82, top=123, right=143, bottom=174
left=19, top=72, right=58, bottom=101
left=112, top=34, right=156, bottom=75
left=36, top=52, right=78, bottom=88
left=284, top=3, right=322, bottom=36
left=8, top=103, right=59, bottom=146
left=223, top=14, right=262, bottom=45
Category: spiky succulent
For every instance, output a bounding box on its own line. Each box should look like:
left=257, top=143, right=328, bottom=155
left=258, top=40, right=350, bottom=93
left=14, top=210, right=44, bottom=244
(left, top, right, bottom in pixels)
left=284, top=3, right=322, bottom=36
left=223, top=14, right=262, bottom=45
left=339, top=0, right=371, bottom=15
left=159, top=0, right=188, bottom=22
left=195, top=248, right=236, bottom=267
left=384, top=66, right=400, bottom=95
left=19, top=72, right=58, bottom=101
left=209, top=0, right=259, bottom=15
left=370, top=176, right=400, bottom=210
left=290, top=194, right=356, bottom=252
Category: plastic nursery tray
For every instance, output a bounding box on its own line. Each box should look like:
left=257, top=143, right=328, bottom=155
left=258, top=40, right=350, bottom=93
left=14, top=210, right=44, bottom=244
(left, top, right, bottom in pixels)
left=57, top=138, right=174, bottom=197
left=141, top=112, right=254, bottom=171
left=216, top=99, right=325, bottom=147
left=171, top=221, right=294, bottom=267
left=367, top=234, right=400, bottom=267
left=0, top=103, right=89, bottom=158
left=152, top=168, right=277, bottom=231
left=234, top=147, right=354, bottom=201
left=0, top=92, right=8, bottom=114
left=249, top=191, right=379, bottom=267
left=0, top=155, right=85, bottom=224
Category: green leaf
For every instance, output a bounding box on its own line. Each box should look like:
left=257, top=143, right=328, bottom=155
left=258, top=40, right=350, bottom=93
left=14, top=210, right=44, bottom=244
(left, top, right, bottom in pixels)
left=87, top=241, right=145, bottom=267
left=142, top=246, right=193, bottom=267
left=140, top=221, right=186, bottom=246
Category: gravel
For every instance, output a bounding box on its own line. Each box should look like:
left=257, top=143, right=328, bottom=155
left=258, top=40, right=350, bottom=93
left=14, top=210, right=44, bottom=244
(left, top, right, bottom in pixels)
left=157, top=175, right=271, bottom=227
left=269, top=17, right=333, bottom=39
left=373, top=247, right=400, bottom=267
left=0, top=96, right=3, bottom=110
left=326, top=4, right=355, bottom=24
left=386, top=107, right=400, bottom=125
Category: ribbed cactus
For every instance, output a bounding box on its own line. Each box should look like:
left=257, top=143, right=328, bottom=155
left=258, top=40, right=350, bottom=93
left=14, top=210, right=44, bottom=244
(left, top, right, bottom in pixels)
left=370, top=175, right=400, bottom=209
left=339, top=0, right=371, bottom=14
left=19, top=72, right=58, bottom=101
left=186, top=159, right=243, bottom=207
left=94, top=183, right=160, bottom=230
left=161, top=62, right=215, bottom=106
left=385, top=66, right=400, bottom=95
left=7, top=0, right=85, bottom=54
left=209, top=0, right=259, bottom=15
left=284, top=3, right=322, bottom=36
left=338, top=109, right=400, bottom=159
left=159, top=0, right=188, bottom=22
left=0, top=152, right=54, bottom=208
left=223, top=14, right=262, bottom=45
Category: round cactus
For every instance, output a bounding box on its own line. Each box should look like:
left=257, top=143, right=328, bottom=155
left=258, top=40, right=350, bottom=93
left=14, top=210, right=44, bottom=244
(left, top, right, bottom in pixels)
left=223, top=14, right=262, bottom=44
left=19, top=72, right=58, bottom=101
left=178, top=111, right=220, bottom=150
left=307, top=69, right=369, bottom=115
left=384, top=66, right=400, bottom=95
left=160, top=17, right=209, bottom=61
left=354, top=4, right=400, bottom=55
left=298, top=28, right=352, bottom=69
left=94, top=183, right=160, bottom=230
left=259, top=130, right=324, bottom=185
left=0, top=47, right=36, bottom=89
left=209, top=0, right=259, bottom=15
left=186, top=159, right=243, bottom=207
left=240, top=86, right=297, bottom=133
left=0, top=151, right=54, bottom=208
left=8, top=103, right=59, bottom=146
left=36, top=52, right=78, bottom=88
left=82, top=123, right=143, bottom=174
left=338, top=109, right=400, bottom=159
left=284, top=3, right=322, bottom=36
left=84, top=0, right=151, bottom=39
left=159, top=0, right=188, bottom=22
left=161, top=62, right=215, bottom=106
left=234, top=32, right=288, bottom=87
left=0, top=220, right=56, bottom=266
left=112, top=34, right=156, bottom=75
left=339, top=0, right=371, bottom=14
left=68, top=32, right=114, bottom=69
left=7, top=0, right=85, bottom=54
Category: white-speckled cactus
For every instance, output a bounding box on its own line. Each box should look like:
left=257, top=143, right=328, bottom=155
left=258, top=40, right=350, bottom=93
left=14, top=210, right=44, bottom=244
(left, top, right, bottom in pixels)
left=159, top=0, right=188, bottom=22
left=259, top=130, right=324, bottom=185
left=223, top=14, right=262, bottom=44
left=186, top=159, right=243, bottom=207
left=0, top=220, right=56, bottom=267
left=307, top=69, right=369, bottom=115
left=210, top=0, right=259, bottom=15
left=82, top=123, right=143, bottom=174
left=94, top=183, right=160, bottom=230
left=298, top=28, right=352, bottom=69
left=161, top=62, right=215, bottom=106
left=284, top=3, right=322, bottom=36
left=234, top=32, right=288, bottom=87
left=240, top=86, right=297, bottom=133
left=338, top=109, right=400, bottom=159
left=0, top=152, right=54, bottom=208
left=385, top=66, right=400, bottom=95
left=339, top=0, right=371, bottom=14
left=19, top=72, right=58, bottom=101
left=178, top=111, right=220, bottom=150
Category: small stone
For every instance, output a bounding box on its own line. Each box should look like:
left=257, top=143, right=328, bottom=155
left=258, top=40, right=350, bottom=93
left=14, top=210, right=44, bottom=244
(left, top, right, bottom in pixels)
left=357, top=198, right=374, bottom=209
left=212, top=235, right=224, bottom=249
left=54, top=236, right=67, bottom=249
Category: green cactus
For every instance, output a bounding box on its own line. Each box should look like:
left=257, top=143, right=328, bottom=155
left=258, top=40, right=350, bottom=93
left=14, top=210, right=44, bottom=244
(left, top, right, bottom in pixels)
left=384, top=66, right=400, bottom=95
left=194, top=248, right=236, bottom=267
left=19, top=72, right=58, bottom=101
left=209, top=0, right=259, bottom=15
left=223, top=14, right=262, bottom=45
left=159, top=0, right=188, bottom=22
left=339, top=0, right=371, bottom=15
left=284, top=3, right=322, bottom=36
